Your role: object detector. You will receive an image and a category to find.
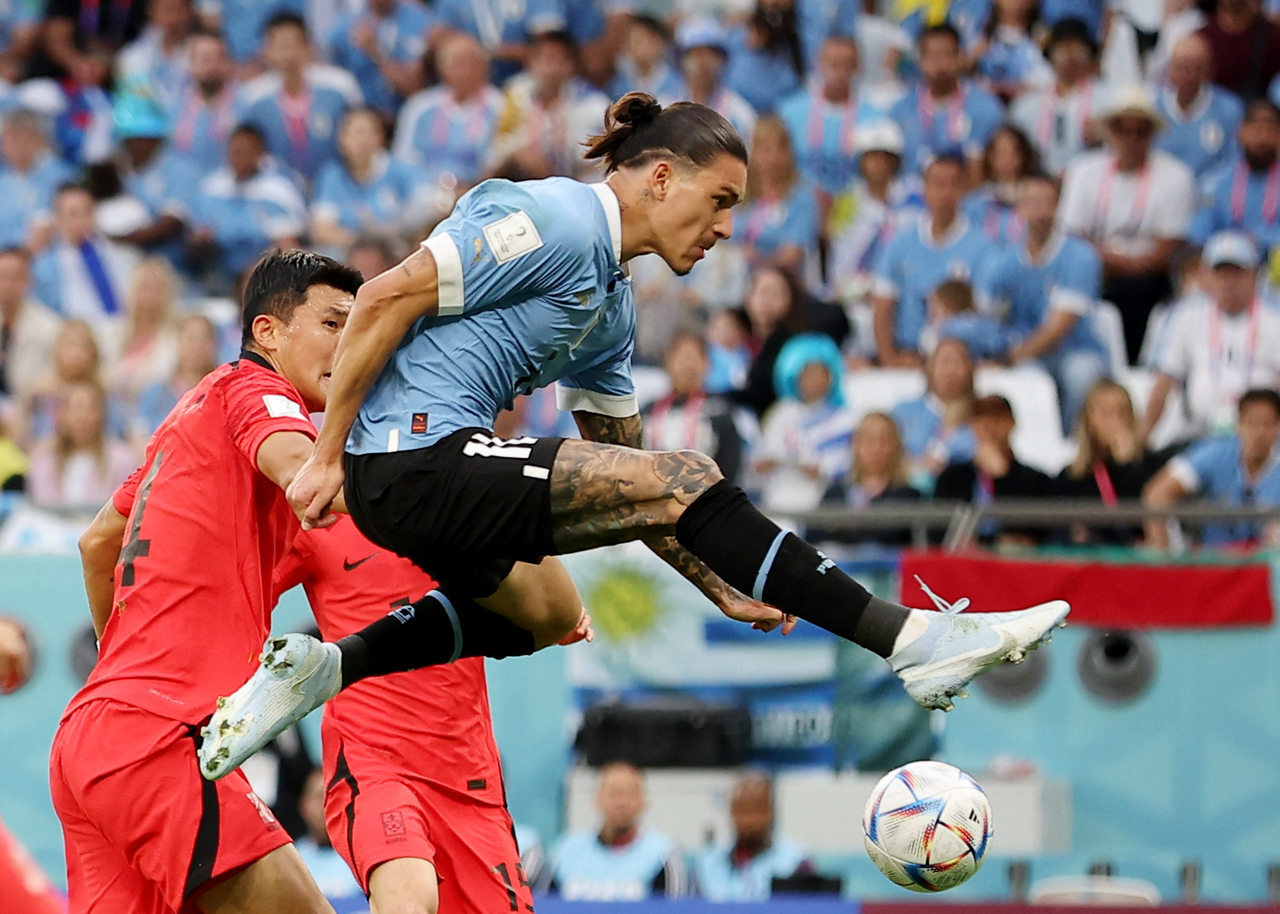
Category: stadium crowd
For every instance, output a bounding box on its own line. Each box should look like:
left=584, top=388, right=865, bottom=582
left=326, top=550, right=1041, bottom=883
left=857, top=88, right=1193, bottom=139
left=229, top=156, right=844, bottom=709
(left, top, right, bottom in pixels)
left=0, top=0, right=1277, bottom=548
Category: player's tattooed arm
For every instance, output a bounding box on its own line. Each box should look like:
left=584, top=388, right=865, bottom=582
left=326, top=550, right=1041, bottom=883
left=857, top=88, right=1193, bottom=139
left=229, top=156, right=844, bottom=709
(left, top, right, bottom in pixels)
left=568, top=410, right=747, bottom=611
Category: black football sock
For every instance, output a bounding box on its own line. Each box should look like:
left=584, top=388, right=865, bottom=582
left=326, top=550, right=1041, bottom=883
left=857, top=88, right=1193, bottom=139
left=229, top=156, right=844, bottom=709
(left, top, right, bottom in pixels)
left=337, top=589, right=536, bottom=687
left=675, top=480, right=911, bottom=658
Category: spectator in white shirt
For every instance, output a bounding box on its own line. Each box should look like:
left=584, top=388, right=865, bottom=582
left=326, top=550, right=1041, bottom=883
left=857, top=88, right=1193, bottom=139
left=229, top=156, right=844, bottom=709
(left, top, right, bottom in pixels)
left=1141, top=231, right=1280, bottom=441
left=1060, top=84, right=1195, bottom=363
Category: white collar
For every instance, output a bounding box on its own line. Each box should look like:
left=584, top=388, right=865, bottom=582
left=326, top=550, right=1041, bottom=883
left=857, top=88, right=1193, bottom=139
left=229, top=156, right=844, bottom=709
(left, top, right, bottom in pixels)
left=917, top=213, right=971, bottom=249
left=1021, top=230, right=1065, bottom=267
left=1163, top=84, right=1211, bottom=123
left=589, top=181, right=623, bottom=265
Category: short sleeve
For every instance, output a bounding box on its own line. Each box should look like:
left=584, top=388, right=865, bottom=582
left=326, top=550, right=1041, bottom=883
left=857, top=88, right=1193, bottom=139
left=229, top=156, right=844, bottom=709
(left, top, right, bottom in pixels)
left=1058, top=161, right=1094, bottom=238
left=1154, top=304, right=1193, bottom=381
left=870, top=231, right=905, bottom=299
left=1048, top=244, right=1100, bottom=315
left=223, top=367, right=317, bottom=466
left=420, top=185, right=597, bottom=317
left=556, top=335, right=638, bottom=417
left=1167, top=439, right=1222, bottom=494
left=112, top=463, right=146, bottom=517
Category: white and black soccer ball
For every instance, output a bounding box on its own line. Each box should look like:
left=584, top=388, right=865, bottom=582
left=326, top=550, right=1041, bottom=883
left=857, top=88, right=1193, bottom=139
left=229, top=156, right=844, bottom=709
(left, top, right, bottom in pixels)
left=862, top=760, right=993, bottom=893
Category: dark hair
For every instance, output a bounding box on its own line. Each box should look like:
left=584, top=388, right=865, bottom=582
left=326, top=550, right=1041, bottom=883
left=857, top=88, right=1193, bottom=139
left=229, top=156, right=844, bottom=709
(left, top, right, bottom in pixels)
left=230, top=122, right=266, bottom=146
left=531, top=28, right=579, bottom=60
left=54, top=180, right=91, bottom=200
left=749, top=0, right=804, bottom=83
left=982, top=0, right=1040, bottom=43
left=923, top=149, right=968, bottom=175
left=932, top=278, right=974, bottom=313
left=263, top=10, right=308, bottom=39
left=972, top=393, right=1014, bottom=418
left=1021, top=169, right=1061, bottom=194
left=1046, top=17, right=1097, bottom=57
left=982, top=124, right=1040, bottom=183
left=241, top=250, right=362, bottom=347
left=629, top=13, right=670, bottom=41
left=666, top=326, right=710, bottom=357
left=919, top=22, right=962, bottom=49
left=1244, top=99, right=1280, bottom=124
left=0, top=245, right=30, bottom=262
left=1239, top=388, right=1280, bottom=417
left=584, top=92, right=747, bottom=175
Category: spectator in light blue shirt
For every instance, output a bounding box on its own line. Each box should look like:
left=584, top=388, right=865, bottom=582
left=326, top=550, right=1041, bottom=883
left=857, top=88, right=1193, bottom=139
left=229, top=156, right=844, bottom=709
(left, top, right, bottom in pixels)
left=870, top=152, right=996, bottom=365
left=164, top=29, right=243, bottom=176
left=547, top=762, right=688, bottom=900
left=328, top=0, right=433, bottom=119
left=695, top=773, right=814, bottom=901
left=921, top=277, right=1010, bottom=362
left=197, top=0, right=305, bottom=63
left=436, top=0, right=567, bottom=84
left=0, top=108, right=75, bottom=251
left=240, top=12, right=363, bottom=185
left=976, top=173, right=1107, bottom=432
left=610, top=15, right=685, bottom=105
left=963, top=124, right=1039, bottom=243
left=1144, top=388, right=1280, bottom=547
left=723, top=6, right=804, bottom=116
left=889, top=23, right=1005, bottom=173
left=1191, top=99, right=1280, bottom=251
left=188, top=124, right=306, bottom=286
left=1155, top=33, right=1243, bottom=180
left=310, top=108, right=427, bottom=254
left=892, top=337, right=979, bottom=489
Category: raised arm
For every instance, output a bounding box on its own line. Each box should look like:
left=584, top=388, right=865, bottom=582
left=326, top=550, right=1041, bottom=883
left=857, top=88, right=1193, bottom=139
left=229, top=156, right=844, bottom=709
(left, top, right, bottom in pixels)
left=287, top=245, right=443, bottom=527
left=571, top=409, right=795, bottom=633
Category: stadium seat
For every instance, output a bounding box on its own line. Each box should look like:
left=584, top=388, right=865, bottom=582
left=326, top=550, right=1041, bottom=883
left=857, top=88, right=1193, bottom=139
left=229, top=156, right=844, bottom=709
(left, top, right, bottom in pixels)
left=1116, top=367, right=1193, bottom=450
left=1093, top=301, right=1129, bottom=376
left=1029, top=874, right=1161, bottom=906
left=1137, top=300, right=1178, bottom=369
left=842, top=368, right=926, bottom=423
left=976, top=365, right=1076, bottom=474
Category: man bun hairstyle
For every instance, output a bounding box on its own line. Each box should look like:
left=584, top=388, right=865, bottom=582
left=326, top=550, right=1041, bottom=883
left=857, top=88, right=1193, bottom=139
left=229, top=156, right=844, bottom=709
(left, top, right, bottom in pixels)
left=584, top=91, right=747, bottom=175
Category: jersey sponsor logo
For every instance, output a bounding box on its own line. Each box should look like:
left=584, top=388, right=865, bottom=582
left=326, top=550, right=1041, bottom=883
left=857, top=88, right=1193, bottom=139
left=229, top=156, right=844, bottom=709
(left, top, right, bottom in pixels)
left=261, top=394, right=305, bottom=419
left=343, top=553, right=380, bottom=571
left=482, top=211, right=543, bottom=264
left=467, top=778, right=487, bottom=790
left=411, top=412, right=428, bottom=434
left=381, top=810, right=407, bottom=842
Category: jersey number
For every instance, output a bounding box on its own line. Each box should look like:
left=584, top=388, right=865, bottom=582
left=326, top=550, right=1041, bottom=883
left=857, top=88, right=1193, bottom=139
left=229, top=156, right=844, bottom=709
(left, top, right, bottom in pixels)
left=492, top=861, right=532, bottom=912
left=120, top=451, right=164, bottom=587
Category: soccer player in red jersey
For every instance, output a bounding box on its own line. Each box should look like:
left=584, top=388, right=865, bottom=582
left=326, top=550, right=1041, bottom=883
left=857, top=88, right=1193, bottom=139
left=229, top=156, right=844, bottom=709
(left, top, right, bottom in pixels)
left=49, top=251, right=363, bottom=914
left=275, top=516, right=564, bottom=914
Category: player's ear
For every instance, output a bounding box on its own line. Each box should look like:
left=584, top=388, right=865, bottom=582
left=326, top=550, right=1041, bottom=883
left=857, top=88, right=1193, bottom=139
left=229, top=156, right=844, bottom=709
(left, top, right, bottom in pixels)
left=250, top=313, right=282, bottom=353
left=649, top=159, right=673, bottom=202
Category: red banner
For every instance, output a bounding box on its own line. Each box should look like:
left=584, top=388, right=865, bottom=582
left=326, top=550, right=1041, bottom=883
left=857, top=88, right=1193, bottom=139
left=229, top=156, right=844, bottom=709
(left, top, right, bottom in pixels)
left=899, top=551, right=1274, bottom=628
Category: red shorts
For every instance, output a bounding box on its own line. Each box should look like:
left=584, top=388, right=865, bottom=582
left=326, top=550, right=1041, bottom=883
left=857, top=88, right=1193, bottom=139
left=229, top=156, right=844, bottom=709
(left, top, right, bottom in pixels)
left=49, top=699, right=292, bottom=914
left=324, top=736, right=533, bottom=913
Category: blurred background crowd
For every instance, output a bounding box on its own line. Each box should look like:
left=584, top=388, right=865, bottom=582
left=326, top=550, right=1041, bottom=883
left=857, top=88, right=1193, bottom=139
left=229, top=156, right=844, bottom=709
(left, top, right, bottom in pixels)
left=0, top=0, right=1278, bottom=546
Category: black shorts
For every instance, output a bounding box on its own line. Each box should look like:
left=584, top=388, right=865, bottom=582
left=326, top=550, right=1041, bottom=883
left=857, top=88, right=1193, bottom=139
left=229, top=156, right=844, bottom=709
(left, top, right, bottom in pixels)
left=344, top=428, right=565, bottom=598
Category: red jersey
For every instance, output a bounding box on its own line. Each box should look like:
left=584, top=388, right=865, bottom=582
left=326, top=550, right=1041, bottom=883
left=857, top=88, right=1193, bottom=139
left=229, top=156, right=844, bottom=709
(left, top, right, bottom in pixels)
left=274, top=518, right=504, bottom=806
left=65, top=356, right=316, bottom=723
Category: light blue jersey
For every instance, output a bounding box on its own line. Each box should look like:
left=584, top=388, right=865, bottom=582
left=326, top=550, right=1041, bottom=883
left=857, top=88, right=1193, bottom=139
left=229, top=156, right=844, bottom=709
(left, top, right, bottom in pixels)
left=0, top=152, right=74, bottom=248
left=311, top=152, right=426, bottom=235
left=976, top=232, right=1103, bottom=355
left=123, top=148, right=203, bottom=264
left=871, top=214, right=994, bottom=352
left=694, top=836, right=809, bottom=901
left=777, top=89, right=878, bottom=195
left=204, top=0, right=307, bottom=62
left=1190, top=157, right=1280, bottom=251
left=349, top=178, right=638, bottom=455
left=1155, top=86, right=1242, bottom=180
left=963, top=188, right=1022, bottom=243
left=723, top=26, right=802, bottom=115
left=889, top=82, right=1005, bottom=172
left=240, top=66, right=363, bottom=184
left=1168, top=435, right=1280, bottom=545
left=550, top=828, right=687, bottom=900
left=392, top=85, right=505, bottom=188
left=328, top=1, right=434, bottom=116
left=436, top=0, right=566, bottom=82
left=892, top=395, right=978, bottom=467
left=737, top=183, right=821, bottom=266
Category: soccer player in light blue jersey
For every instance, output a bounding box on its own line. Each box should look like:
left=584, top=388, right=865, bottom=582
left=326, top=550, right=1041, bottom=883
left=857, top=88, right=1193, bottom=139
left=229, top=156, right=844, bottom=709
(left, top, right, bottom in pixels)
left=200, top=94, right=1070, bottom=781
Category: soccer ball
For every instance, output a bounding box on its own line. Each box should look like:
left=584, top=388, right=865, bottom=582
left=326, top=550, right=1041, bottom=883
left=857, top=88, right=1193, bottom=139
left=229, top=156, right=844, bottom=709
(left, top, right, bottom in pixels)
left=862, top=760, right=993, bottom=893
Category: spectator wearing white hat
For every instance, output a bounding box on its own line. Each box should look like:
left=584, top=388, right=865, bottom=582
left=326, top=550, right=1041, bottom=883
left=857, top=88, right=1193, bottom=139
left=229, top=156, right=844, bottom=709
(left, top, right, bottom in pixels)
left=1154, top=33, right=1243, bottom=180
left=826, top=120, right=919, bottom=307
left=1141, top=231, right=1280, bottom=441
left=676, top=18, right=758, bottom=148
left=1060, top=84, right=1195, bottom=363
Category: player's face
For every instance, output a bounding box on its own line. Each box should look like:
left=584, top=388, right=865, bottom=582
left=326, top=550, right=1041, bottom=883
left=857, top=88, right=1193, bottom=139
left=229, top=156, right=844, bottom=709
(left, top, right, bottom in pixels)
left=653, top=153, right=746, bottom=276
left=271, top=284, right=353, bottom=412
